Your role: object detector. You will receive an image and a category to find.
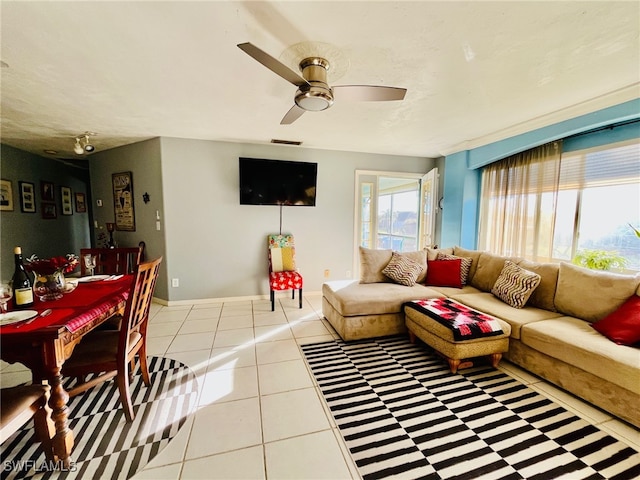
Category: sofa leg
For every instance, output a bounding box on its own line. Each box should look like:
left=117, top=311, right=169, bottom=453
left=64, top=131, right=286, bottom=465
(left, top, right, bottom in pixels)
left=490, top=353, right=502, bottom=368
left=408, top=330, right=416, bottom=343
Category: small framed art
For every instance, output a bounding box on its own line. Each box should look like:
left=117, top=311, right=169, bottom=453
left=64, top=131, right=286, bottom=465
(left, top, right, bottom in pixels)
left=0, top=179, right=14, bottom=211
left=42, top=202, right=57, bottom=219
left=19, top=181, right=36, bottom=213
left=61, top=186, right=73, bottom=215
left=41, top=181, right=55, bottom=202
left=75, top=192, right=87, bottom=213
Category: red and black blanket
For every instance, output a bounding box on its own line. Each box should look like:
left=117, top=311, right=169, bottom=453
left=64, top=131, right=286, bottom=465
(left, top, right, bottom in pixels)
left=404, top=298, right=504, bottom=341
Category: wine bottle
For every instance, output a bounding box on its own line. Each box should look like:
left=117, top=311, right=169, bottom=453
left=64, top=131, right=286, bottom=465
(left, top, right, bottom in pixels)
left=12, top=246, right=34, bottom=309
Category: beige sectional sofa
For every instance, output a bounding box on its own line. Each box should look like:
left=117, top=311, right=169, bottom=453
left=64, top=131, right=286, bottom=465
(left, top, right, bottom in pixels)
left=322, top=246, right=640, bottom=427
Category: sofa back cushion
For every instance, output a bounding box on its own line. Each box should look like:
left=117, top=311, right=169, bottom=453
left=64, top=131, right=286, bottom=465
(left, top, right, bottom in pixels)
left=517, top=260, right=559, bottom=311
left=359, top=247, right=427, bottom=284
left=359, top=247, right=393, bottom=283
left=425, top=247, right=453, bottom=260
left=452, top=246, right=482, bottom=282
left=470, top=252, right=517, bottom=292
left=554, top=262, right=640, bottom=322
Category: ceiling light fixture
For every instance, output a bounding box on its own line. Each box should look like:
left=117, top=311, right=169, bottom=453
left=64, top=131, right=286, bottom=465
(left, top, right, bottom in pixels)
left=73, top=138, right=84, bottom=155
left=73, top=132, right=97, bottom=155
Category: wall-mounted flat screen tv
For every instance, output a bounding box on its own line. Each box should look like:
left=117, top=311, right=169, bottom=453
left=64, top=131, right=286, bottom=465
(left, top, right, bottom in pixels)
left=239, top=157, right=317, bottom=206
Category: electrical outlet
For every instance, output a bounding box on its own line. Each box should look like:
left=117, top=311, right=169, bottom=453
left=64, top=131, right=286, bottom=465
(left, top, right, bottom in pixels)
left=346, top=270, right=351, bottom=278
left=171, top=278, right=179, bottom=287
left=324, top=269, right=330, bottom=278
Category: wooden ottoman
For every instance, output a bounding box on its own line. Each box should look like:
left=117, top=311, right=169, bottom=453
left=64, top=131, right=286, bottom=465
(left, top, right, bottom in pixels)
left=405, top=298, right=511, bottom=373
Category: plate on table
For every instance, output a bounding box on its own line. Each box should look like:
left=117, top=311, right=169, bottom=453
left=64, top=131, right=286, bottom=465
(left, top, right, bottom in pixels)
left=77, top=275, right=110, bottom=283
left=0, top=310, right=38, bottom=326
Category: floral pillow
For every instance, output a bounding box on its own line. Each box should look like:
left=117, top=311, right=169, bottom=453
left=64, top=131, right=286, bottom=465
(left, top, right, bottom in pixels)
left=436, top=253, right=472, bottom=285
left=491, top=260, right=541, bottom=309
left=382, top=252, right=424, bottom=287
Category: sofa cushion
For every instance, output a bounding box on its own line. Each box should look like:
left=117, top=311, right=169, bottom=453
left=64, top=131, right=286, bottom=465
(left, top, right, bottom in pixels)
left=359, top=247, right=393, bottom=284
left=448, top=292, right=563, bottom=339
left=516, top=260, right=559, bottom=312
left=382, top=252, right=423, bottom=287
left=592, top=295, right=640, bottom=346
left=425, top=247, right=453, bottom=260
left=425, top=259, right=462, bottom=288
left=554, top=262, right=640, bottom=322
left=452, top=246, right=482, bottom=283
left=359, top=247, right=428, bottom=284
left=521, top=316, right=640, bottom=395
left=323, top=280, right=443, bottom=317
left=437, top=253, right=472, bottom=285
left=491, top=260, right=541, bottom=309
left=470, top=252, right=519, bottom=292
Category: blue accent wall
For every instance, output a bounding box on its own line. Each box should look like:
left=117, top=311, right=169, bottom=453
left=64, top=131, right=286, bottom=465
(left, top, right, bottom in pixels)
left=440, top=99, right=640, bottom=248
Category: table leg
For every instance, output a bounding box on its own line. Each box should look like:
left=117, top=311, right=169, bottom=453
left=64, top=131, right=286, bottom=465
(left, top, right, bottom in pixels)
left=48, top=367, right=74, bottom=467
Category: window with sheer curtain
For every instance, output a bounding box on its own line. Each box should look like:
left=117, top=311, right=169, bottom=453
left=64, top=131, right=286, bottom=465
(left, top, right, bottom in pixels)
left=479, top=139, right=640, bottom=270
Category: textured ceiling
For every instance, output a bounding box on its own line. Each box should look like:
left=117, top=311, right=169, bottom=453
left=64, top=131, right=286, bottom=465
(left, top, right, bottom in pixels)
left=1, top=1, right=638, bottom=162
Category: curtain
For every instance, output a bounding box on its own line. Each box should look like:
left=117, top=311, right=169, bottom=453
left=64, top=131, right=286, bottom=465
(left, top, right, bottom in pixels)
left=478, top=141, right=562, bottom=260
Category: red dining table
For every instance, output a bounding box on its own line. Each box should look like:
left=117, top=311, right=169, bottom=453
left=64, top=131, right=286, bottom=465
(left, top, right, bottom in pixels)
left=0, top=275, right=132, bottom=466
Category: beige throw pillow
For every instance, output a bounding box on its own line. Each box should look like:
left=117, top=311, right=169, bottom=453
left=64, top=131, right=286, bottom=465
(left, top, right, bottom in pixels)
left=382, top=252, right=424, bottom=287
left=491, top=260, right=541, bottom=309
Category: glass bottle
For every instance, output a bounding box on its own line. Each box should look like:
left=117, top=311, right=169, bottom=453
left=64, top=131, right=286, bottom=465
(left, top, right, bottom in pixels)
left=12, top=246, right=34, bottom=309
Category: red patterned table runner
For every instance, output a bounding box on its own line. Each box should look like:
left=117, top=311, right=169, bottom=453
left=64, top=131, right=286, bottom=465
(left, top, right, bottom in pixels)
left=404, top=298, right=503, bottom=341
left=1, top=276, right=132, bottom=334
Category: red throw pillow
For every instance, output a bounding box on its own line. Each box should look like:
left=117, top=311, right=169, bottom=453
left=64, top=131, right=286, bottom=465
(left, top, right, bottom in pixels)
left=425, top=259, right=462, bottom=288
left=592, top=295, right=640, bottom=346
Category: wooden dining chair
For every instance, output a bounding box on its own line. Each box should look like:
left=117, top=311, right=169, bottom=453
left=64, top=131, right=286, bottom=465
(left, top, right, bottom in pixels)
left=1, top=384, right=54, bottom=454
left=62, top=256, right=163, bottom=422
left=79, top=246, right=143, bottom=276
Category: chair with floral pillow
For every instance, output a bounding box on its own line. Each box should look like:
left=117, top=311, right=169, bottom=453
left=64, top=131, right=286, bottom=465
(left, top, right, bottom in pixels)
left=268, top=234, right=303, bottom=311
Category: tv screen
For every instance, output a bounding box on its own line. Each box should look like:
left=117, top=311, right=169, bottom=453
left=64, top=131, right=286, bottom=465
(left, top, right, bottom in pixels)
left=239, top=157, right=317, bottom=206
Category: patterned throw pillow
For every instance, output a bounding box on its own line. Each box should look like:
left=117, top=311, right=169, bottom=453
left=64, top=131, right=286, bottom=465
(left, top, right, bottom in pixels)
left=382, top=252, right=424, bottom=287
left=491, top=260, right=541, bottom=309
left=436, top=253, right=472, bottom=285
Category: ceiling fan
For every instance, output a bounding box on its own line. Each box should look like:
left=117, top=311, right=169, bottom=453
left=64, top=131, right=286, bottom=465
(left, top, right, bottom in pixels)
left=238, top=42, right=407, bottom=125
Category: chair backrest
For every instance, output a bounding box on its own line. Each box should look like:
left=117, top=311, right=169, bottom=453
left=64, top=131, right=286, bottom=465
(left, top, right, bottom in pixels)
left=118, top=257, right=162, bottom=355
left=80, top=247, right=143, bottom=276
left=268, top=234, right=296, bottom=273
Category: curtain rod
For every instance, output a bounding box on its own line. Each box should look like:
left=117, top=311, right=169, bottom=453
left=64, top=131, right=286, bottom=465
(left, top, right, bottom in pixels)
left=568, top=118, right=640, bottom=139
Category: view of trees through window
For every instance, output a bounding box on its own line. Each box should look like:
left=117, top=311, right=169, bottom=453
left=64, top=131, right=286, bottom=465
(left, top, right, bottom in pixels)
left=377, top=188, right=419, bottom=251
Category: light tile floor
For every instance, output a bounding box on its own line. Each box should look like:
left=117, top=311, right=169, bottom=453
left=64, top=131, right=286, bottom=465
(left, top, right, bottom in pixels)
left=1, top=293, right=639, bottom=479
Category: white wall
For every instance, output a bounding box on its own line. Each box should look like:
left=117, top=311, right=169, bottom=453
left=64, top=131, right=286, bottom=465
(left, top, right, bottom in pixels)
left=159, top=138, right=434, bottom=302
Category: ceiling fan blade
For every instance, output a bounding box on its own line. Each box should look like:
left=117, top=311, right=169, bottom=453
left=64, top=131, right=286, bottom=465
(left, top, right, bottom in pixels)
left=332, top=85, right=407, bottom=102
left=280, top=105, right=306, bottom=125
left=238, top=42, right=309, bottom=88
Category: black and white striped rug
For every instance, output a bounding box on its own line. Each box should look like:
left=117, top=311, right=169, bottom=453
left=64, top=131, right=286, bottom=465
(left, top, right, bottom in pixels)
left=301, top=336, right=640, bottom=480
left=1, top=356, right=198, bottom=480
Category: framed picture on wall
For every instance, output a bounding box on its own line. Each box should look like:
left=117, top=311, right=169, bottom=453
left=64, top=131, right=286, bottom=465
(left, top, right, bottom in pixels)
left=41, top=181, right=55, bottom=202
left=19, top=181, right=36, bottom=213
left=42, top=202, right=57, bottom=219
left=61, top=186, right=73, bottom=215
left=0, top=179, right=14, bottom=211
left=75, top=192, right=87, bottom=213
left=112, top=171, right=136, bottom=231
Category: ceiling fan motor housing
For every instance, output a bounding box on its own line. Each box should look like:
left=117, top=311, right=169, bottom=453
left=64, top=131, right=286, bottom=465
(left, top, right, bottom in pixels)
left=295, top=57, right=334, bottom=111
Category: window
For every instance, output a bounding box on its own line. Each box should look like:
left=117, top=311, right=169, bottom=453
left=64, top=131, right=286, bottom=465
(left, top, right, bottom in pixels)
left=479, top=139, right=640, bottom=271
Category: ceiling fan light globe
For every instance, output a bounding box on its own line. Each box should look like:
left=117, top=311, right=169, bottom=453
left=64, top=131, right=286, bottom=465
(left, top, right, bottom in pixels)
left=84, top=144, right=95, bottom=153
left=295, top=87, right=333, bottom=112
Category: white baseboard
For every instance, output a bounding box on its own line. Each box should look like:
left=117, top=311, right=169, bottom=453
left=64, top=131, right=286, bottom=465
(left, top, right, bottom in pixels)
left=152, top=290, right=322, bottom=307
